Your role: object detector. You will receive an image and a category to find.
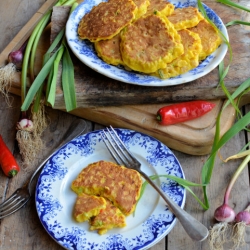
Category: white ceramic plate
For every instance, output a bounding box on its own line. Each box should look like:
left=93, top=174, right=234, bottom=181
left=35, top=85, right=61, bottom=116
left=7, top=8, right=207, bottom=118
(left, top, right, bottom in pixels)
left=35, top=128, right=186, bottom=250
left=66, top=0, right=228, bottom=87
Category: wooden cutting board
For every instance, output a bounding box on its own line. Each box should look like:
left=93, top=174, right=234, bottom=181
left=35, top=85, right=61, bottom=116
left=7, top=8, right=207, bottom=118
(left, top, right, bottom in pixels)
left=0, top=0, right=249, bottom=155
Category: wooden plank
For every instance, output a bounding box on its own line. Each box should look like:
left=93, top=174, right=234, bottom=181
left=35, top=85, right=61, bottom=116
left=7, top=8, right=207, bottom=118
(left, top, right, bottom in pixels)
left=0, top=0, right=57, bottom=66
left=1, top=0, right=248, bottom=156
left=0, top=2, right=249, bottom=250
left=0, top=104, right=91, bottom=250
left=70, top=99, right=236, bottom=155
left=167, top=123, right=250, bottom=250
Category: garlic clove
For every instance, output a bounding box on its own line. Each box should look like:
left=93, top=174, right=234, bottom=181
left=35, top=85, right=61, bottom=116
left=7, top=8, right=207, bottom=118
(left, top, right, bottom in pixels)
left=16, top=119, right=34, bottom=132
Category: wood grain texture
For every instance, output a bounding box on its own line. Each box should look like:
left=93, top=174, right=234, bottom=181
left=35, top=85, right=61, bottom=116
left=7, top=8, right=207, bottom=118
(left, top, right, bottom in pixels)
left=0, top=0, right=248, bottom=155
left=168, top=130, right=250, bottom=250
left=69, top=99, right=236, bottom=155
left=0, top=0, right=57, bottom=66
left=0, top=1, right=250, bottom=250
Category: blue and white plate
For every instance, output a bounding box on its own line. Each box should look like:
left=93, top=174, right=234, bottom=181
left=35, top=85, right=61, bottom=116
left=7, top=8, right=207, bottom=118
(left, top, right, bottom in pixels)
left=65, top=0, right=228, bottom=87
left=35, top=128, right=186, bottom=250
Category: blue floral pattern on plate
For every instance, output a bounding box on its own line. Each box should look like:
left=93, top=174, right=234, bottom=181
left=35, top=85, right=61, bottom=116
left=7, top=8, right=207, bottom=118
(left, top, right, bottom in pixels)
left=65, top=0, right=228, bottom=86
left=36, top=128, right=186, bottom=250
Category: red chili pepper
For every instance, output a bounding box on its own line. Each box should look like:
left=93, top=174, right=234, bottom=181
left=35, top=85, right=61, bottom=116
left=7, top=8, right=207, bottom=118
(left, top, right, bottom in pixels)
left=0, top=135, right=20, bottom=177
left=156, top=100, right=216, bottom=125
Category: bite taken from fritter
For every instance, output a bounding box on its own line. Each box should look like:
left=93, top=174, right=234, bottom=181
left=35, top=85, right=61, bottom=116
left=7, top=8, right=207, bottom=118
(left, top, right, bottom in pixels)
left=73, top=193, right=107, bottom=222
left=89, top=199, right=126, bottom=235
left=71, top=160, right=142, bottom=216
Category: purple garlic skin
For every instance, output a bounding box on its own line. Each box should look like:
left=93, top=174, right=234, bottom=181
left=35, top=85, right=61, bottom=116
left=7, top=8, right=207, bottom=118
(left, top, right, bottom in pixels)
left=235, top=211, right=250, bottom=225
left=8, top=50, right=23, bottom=70
left=214, top=204, right=236, bottom=223
left=16, top=119, right=34, bottom=132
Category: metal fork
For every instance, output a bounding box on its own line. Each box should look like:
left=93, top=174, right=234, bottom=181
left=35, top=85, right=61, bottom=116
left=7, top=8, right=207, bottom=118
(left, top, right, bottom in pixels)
left=0, top=119, right=87, bottom=219
left=102, top=126, right=209, bottom=242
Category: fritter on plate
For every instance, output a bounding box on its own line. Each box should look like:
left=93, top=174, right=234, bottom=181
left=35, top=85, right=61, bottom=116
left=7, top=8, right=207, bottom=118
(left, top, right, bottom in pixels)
left=133, top=0, right=150, bottom=19
left=71, top=160, right=142, bottom=216
left=168, top=6, right=204, bottom=30
left=120, top=13, right=184, bottom=73
left=146, top=0, right=175, bottom=16
left=94, top=33, right=124, bottom=66
left=78, top=0, right=137, bottom=42
left=188, top=19, right=222, bottom=60
left=90, top=199, right=126, bottom=235
left=152, top=29, right=202, bottom=78
left=73, top=193, right=106, bottom=222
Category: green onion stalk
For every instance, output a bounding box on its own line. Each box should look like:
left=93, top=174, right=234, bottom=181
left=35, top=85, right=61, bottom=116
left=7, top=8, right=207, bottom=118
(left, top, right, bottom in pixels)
left=16, top=0, right=77, bottom=167
left=195, top=0, right=250, bottom=209
left=209, top=153, right=250, bottom=249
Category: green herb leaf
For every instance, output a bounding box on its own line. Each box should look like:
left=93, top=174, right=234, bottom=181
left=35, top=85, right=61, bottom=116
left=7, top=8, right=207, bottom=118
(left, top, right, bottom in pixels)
left=201, top=111, right=250, bottom=208
left=47, top=46, right=65, bottom=107
left=29, top=11, right=52, bottom=82
left=21, top=15, right=47, bottom=103
left=61, top=43, right=77, bottom=111
left=226, top=20, right=250, bottom=27
left=216, top=0, right=250, bottom=12
left=43, top=28, right=65, bottom=64
left=21, top=47, right=62, bottom=111
left=136, top=174, right=207, bottom=212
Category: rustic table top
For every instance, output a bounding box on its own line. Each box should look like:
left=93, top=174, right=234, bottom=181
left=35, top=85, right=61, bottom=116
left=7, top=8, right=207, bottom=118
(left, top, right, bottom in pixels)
left=0, top=0, right=250, bottom=250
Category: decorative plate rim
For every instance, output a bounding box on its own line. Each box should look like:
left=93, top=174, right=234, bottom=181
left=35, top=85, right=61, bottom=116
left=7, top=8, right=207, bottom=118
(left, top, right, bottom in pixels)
left=65, top=0, right=229, bottom=87
left=35, top=128, right=186, bottom=250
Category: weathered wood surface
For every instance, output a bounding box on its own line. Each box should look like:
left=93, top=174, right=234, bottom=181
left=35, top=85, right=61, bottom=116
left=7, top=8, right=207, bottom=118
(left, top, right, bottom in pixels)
left=0, top=1, right=250, bottom=250
left=0, top=0, right=244, bottom=156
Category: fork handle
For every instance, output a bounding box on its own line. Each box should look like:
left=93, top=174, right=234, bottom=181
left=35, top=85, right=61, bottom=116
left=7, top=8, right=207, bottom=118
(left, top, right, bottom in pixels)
left=139, top=170, right=209, bottom=242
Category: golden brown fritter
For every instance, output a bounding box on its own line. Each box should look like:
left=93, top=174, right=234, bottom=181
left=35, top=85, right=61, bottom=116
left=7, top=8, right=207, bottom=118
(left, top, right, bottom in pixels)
left=152, top=29, right=202, bottom=78
left=146, top=0, right=175, bottom=16
left=90, top=199, right=126, bottom=235
left=188, top=19, right=222, bottom=60
left=78, top=0, right=137, bottom=42
left=120, top=13, right=184, bottom=73
left=71, top=160, right=142, bottom=216
left=73, top=193, right=106, bottom=222
left=168, top=6, right=204, bottom=30
left=94, top=33, right=124, bottom=66
left=133, top=0, right=150, bottom=19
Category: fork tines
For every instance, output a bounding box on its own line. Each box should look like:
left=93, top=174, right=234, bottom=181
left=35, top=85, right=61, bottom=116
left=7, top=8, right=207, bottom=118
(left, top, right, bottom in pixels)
left=101, top=126, right=133, bottom=167
left=0, top=188, right=30, bottom=219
